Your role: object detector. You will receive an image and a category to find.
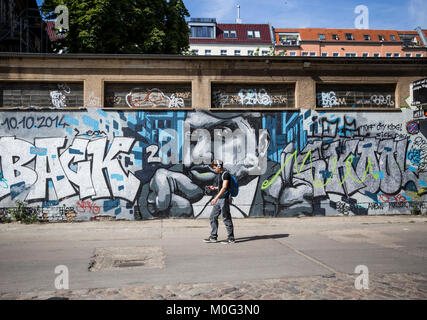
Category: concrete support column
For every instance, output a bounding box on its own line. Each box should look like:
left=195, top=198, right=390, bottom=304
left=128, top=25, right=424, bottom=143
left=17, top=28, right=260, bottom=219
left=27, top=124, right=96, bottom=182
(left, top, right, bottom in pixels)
left=84, top=75, right=103, bottom=108
left=296, top=78, right=316, bottom=109
left=192, top=75, right=211, bottom=109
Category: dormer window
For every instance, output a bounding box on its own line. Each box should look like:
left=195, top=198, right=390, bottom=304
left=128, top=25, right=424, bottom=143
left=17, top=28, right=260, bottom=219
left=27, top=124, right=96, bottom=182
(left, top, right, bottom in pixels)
left=190, top=26, right=215, bottom=38
left=345, top=33, right=354, bottom=40
left=378, top=34, right=385, bottom=41
left=318, top=34, right=326, bottom=40
left=390, top=35, right=396, bottom=41
left=332, top=34, right=339, bottom=40
left=247, top=30, right=261, bottom=38
left=224, top=30, right=236, bottom=38
left=364, top=34, right=371, bottom=40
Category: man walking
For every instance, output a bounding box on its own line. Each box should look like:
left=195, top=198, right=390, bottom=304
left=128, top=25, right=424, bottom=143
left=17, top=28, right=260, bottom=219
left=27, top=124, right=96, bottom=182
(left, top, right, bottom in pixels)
left=204, top=159, right=235, bottom=244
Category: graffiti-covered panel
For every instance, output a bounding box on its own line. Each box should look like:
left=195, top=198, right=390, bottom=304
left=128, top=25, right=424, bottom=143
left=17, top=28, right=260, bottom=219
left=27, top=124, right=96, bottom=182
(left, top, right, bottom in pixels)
left=0, top=82, right=84, bottom=108
left=211, top=83, right=295, bottom=108
left=316, top=84, right=396, bottom=108
left=0, top=107, right=427, bottom=222
left=104, top=83, right=192, bottom=108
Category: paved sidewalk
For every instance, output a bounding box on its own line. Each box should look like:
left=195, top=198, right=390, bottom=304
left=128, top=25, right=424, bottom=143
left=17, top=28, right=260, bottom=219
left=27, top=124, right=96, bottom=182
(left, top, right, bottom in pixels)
left=0, top=215, right=426, bottom=300
left=1, top=272, right=426, bottom=300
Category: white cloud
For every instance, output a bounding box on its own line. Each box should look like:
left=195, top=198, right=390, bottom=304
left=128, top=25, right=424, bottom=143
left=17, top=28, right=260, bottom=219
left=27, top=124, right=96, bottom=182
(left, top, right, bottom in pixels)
left=408, top=0, right=427, bottom=28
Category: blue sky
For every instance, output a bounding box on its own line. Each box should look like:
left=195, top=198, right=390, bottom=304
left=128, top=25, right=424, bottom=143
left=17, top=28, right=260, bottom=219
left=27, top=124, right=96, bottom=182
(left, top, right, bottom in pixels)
left=36, top=0, right=426, bottom=30
left=183, top=0, right=426, bottom=30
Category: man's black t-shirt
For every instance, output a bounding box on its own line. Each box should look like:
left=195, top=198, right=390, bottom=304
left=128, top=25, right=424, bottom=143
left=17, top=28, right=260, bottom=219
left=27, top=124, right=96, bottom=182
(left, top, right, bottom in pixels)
left=216, top=171, right=231, bottom=199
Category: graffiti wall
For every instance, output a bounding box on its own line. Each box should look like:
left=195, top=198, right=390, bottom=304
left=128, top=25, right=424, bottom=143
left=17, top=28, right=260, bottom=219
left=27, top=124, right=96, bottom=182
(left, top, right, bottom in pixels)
left=1, top=107, right=427, bottom=221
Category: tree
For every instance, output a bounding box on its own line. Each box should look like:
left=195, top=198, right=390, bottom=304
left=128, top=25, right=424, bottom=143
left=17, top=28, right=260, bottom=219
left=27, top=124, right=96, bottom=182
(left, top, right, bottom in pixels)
left=41, top=0, right=190, bottom=54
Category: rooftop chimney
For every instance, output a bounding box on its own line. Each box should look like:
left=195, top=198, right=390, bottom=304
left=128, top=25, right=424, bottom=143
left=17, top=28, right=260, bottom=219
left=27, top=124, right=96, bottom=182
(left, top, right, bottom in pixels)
left=236, top=5, right=242, bottom=24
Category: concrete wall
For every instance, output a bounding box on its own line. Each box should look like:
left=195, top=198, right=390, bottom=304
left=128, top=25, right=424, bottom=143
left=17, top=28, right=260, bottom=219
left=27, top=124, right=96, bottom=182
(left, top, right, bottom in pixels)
left=1, top=54, right=427, bottom=221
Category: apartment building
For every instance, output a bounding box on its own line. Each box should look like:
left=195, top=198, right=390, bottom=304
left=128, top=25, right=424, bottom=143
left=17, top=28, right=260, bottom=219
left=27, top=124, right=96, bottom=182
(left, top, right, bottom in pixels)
left=188, top=18, right=274, bottom=56
left=274, top=28, right=427, bottom=58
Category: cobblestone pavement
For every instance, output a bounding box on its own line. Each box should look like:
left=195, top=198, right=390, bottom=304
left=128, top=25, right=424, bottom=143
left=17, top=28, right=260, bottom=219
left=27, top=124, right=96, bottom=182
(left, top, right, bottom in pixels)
left=1, top=272, right=426, bottom=300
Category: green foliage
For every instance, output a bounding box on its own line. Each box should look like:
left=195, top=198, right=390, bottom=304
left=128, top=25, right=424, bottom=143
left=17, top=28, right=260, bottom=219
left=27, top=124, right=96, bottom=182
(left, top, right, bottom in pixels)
left=41, top=0, right=190, bottom=54
left=7, top=200, right=39, bottom=224
left=182, top=49, right=197, bottom=56
left=411, top=206, right=421, bottom=215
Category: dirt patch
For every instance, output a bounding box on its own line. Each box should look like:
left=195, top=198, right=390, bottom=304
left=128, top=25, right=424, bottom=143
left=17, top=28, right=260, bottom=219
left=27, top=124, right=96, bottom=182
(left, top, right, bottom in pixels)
left=89, top=246, right=165, bottom=272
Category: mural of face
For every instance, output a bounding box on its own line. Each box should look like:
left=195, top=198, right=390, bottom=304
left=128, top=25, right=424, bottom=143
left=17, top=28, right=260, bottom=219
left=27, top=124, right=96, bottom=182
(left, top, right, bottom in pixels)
left=138, top=110, right=272, bottom=219
left=182, top=111, right=270, bottom=184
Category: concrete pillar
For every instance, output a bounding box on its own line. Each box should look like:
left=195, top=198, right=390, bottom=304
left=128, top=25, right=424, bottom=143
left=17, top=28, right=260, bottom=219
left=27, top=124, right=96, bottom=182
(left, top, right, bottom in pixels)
left=192, top=75, right=211, bottom=109
left=296, top=78, right=316, bottom=109
left=84, top=75, right=103, bottom=108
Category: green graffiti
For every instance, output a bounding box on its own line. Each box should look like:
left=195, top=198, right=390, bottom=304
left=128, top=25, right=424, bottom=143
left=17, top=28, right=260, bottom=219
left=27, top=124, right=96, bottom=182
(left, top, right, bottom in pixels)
left=261, top=150, right=380, bottom=191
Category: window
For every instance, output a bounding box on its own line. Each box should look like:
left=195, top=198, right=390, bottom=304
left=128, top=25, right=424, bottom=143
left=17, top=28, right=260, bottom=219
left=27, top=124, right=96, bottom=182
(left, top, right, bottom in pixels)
left=332, top=34, right=339, bottom=40
left=223, top=30, right=236, bottom=38
left=373, top=53, right=380, bottom=57
left=302, top=52, right=308, bottom=56
left=386, top=53, right=392, bottom=57
left=345, top=53, right=357, bottom=57
left=104, top=83, right=192, bottom=108
left=345, top=33, right=354, bottom=40
left=393, top=53, right=400, bottom=57
left=405, top=53, right=412, bottom=57
left=362, top=52, right=369, bottom=57
left=190, top=26, right=214, bottom=38
left=247, top=30, right=261, bottom=38
left=390, top=35, right=396, bottom=41
left=205, top=49, right=211, bottom=56
left=416, top=53, right=423, bottom=57
left=0, top=82, right=84, bottom=108
left=364, top=35, right=371, bottom=40
left=310, top=52, right=316, bottom=56
left=261, top=50, right=269, bottom=56
left=378, top=34, right=385, bottom=41
left=220, top=49, right=227, bottom=56
left=212, top=83, right=295, bottom=108
left=289, top=51, right=296, bottom=56
left=192, top=49, right=199, bottom=55
left=318, top=34, right=326, bottom=40
left=279, top=34, right=299, bottom=46
left=321, top=52, right=328, bottom=57
left=316, top=84, right=396, bottom=109
left=247, top=50, right=254, bottom=56
left=234, top=50, right=241, bottom=56
left=332, top=52, right=339, bottom=57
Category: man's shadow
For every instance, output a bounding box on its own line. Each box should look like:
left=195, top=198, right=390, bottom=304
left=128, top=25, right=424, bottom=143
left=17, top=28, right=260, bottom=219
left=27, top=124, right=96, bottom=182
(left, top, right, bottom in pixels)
left=235, top=234, right=289, bottom=243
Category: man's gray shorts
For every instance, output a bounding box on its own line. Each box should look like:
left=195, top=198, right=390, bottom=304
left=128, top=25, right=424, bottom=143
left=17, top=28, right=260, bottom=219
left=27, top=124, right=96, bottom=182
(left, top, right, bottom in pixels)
left=210, top=198, right=234, bottom=239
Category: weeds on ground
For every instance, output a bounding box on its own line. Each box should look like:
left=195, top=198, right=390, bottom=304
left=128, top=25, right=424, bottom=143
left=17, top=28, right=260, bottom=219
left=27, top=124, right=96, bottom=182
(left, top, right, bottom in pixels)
left=410, top=207, right=422, bottom=215
left=6, top=200, right=39, bottom=224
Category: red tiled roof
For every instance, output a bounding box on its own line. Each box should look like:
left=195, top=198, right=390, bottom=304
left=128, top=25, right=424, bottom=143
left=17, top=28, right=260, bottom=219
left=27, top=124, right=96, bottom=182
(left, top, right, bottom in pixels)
left=45, top=20, right=66, bottom=42
left=190, top=23, right=272, bottom=44
left=274, top=28, right=427, bottom=44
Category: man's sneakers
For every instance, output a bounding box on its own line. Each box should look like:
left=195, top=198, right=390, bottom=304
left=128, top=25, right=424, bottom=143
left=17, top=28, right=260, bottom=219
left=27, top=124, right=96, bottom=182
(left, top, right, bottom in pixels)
left=203, top=237, right=236, bottom=243
left=221, top=237, right=236, bottom=244
left=203, top=237, right=218, bottom=243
